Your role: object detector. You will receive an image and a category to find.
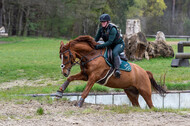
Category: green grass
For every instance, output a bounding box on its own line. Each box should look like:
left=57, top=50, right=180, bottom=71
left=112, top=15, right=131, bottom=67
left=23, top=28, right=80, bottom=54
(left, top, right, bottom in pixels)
left=147, top=37, right=187, bottom=42
left=0, top=36, right=190, bottom=100
left=0, top=37, right=62, bottom=82
left=0, top=84, right=110, bottom=101
left=0, top=37, right=81, bottom=82
left=104, top=104, right=190, bottom=114
left=36, top=107, right=44, bottom=115
left=63, top=110, right=76, bottom=117
left=134, top=57, right=190, bottom=83
left=167, top=82, right=190, bottom=90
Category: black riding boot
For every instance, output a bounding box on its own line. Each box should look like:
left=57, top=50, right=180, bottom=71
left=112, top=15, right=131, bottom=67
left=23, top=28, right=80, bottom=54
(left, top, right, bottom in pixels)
left=114, top=56, right=121, bottom=78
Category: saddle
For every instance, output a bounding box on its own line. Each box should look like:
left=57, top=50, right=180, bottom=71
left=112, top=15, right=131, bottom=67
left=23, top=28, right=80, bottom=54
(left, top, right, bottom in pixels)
left=96, top=48, right=131, bottom=85
left=104, top=48, right=131, bottom=72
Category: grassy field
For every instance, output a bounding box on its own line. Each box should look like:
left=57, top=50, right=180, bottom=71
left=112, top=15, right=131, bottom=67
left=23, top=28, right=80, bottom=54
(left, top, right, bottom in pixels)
left=0, top=37, right=65, bottom=82
left=146, top=37, right=188, bottom=42
left=0, top=36, right=190, bottom=98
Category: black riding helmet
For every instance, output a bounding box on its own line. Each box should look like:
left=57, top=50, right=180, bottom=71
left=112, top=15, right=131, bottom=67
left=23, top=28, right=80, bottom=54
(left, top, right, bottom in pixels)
left=99, top=14, right=111, bottom=22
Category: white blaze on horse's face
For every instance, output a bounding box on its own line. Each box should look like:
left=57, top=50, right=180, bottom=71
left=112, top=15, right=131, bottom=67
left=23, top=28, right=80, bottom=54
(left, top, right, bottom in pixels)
left=60, top=54, right=65, bottom=72
left=60, top=52, right=71, bottom=77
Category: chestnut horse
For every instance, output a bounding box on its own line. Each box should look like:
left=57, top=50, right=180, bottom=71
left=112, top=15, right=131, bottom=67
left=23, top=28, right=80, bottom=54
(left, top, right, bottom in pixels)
left=57, top=35, right=166, bottom=108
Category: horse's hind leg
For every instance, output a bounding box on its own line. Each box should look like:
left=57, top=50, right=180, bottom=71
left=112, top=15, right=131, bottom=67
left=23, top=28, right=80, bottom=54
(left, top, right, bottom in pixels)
left=138, top=87, right=154, bottom=109
left=124, top=87, right=140, bottom=107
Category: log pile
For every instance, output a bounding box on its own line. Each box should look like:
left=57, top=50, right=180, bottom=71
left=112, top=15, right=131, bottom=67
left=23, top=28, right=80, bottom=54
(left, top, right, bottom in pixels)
left=123, top=31, right=174, bottom=60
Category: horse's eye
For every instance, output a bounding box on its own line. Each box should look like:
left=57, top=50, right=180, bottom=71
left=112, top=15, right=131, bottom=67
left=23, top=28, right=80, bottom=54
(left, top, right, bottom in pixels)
left=64, top=56, right=68, bottom=59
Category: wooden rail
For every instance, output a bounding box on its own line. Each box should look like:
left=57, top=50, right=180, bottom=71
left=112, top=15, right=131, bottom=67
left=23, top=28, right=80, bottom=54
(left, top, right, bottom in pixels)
left=146, top=35, right=190, bottom=41
left=175, top=53, right=190, bottom=59
left=171, top=41, right=190, bottom=67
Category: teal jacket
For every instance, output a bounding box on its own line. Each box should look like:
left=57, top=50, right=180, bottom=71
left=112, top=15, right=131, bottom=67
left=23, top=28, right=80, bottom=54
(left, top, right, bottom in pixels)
left=95, top=24, right=124, bottom=49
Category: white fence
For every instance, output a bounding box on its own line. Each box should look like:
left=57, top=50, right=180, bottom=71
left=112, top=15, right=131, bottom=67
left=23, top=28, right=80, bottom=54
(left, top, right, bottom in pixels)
left=27, top=91, right=190, bottom=109
left=58, top=91, right=190, bottom=109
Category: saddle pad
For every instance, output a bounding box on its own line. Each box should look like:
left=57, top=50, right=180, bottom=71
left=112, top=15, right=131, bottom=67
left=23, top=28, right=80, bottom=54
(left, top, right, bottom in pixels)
left=119, top=60, right=131, bottom=72
left=104, top=48, right=131, bottom=72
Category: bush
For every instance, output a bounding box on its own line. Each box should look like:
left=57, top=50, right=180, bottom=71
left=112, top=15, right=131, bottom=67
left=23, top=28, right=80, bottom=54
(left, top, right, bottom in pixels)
left=183, top=18, right=190, bottom=35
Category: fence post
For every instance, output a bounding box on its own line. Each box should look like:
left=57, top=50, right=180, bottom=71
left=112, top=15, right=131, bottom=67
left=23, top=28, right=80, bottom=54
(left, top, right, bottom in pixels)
left=178, top=42, right=183, bottom=53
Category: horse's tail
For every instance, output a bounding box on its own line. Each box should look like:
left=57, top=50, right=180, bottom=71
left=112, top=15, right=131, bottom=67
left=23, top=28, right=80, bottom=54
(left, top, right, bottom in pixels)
left=146, top=71, right=166, bottom=97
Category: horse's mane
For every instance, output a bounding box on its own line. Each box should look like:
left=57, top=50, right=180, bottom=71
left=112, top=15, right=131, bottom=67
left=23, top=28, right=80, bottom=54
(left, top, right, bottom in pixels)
left=70, top=35, right=98, bottom=49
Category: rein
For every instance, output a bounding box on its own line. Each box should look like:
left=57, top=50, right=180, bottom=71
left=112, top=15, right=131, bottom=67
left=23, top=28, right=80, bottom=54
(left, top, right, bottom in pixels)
left=80, top=49, right=103, bottom=78
left=60, top=47, right=103, bottom=76
left=80, top=49, right=103, bottom=66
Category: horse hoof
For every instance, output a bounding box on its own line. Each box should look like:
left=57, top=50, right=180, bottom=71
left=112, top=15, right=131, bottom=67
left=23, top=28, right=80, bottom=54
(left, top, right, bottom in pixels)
left=74, top=102, right=77, bottom=106
left=76, top=98, right=84, bottom=107
left=74, top=102, right=82, bottom=107
left=55, top=90, right=63, bottom=98
left=78, top=103, right=83, bottom=108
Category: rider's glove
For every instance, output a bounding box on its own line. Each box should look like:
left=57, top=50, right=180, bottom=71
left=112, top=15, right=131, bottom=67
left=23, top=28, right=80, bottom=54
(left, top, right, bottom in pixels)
left=95, top=45, right=102, bottom=49
left=95, top=45, right=99, bottom=49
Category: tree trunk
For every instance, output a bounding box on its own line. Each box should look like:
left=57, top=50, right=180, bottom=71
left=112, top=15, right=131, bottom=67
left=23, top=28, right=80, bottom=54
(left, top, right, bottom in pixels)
left=8, top=9, right=13, bottom=35
left=18, top=8, right=23, bottom=36
left=172, top=0, right=175, bottom=23
left=2, top=0, right=7, bottom=32
left=0, top=0, right=2, bottom=27
left=83, top=19, right=86, bottom=35
left=23, top=6, right=30, bottom=36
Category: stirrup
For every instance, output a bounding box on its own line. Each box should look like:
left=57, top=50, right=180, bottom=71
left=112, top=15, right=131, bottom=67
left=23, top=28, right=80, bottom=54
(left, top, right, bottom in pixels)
left=115, top=69, right=120, bottom=78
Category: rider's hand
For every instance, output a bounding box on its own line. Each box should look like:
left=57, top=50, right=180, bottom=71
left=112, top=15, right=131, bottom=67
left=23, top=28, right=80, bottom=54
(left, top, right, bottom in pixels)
left=95, top=44, right=104, bottom=49
left=95, top=45, right=100, bottom=50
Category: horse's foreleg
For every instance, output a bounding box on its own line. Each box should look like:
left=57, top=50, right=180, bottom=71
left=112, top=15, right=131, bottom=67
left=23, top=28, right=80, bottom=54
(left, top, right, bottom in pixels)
left=67, top=72, right=88, bottom=82
left=77, top=77, right=96, bottom=107
left=59, top=72, right=87, bottom=92
left=57, top=72, right=87, bottom=97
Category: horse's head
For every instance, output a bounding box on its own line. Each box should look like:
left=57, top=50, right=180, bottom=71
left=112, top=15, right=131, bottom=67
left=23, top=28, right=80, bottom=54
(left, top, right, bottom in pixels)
left=59, top=36, right=97, bottom=77
left=59, top=41, right=76, bottom=77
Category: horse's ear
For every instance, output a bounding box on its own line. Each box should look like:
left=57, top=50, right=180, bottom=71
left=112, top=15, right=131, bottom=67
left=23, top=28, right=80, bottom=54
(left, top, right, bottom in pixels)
left=60, top=41, right=64, bottom=45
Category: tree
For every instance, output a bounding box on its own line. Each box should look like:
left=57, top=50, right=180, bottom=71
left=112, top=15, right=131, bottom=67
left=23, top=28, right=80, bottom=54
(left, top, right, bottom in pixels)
left=106, top=0, right=134, bottom=34
left=127, top=0, right=167, bottom=18
left=2, top=0, right=132, bottom=37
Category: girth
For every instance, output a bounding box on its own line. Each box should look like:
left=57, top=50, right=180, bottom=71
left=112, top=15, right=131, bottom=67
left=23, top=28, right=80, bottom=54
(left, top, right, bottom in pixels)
left=96, top=67, right=114, bottom=85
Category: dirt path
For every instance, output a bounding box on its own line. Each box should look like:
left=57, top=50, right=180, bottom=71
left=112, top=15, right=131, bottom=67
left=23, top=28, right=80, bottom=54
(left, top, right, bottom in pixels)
left=0, top=100, right=190, bottom=126
left=0, top=79, right=59, bottom=90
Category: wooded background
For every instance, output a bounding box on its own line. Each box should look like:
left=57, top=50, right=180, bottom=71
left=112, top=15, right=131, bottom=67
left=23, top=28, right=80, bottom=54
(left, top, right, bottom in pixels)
left=0, top=0, right=189, bottom=38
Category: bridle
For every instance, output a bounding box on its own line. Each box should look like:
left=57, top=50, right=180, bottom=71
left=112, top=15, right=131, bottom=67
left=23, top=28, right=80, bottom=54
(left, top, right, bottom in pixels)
left=60, top=47, right=103, bottom=77
left=60, top=48, right=78, bottom=73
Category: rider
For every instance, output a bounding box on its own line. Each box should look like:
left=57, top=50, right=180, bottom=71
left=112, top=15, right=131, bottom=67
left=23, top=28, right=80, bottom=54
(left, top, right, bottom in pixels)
left=94, top=14, right=125, bottom=78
